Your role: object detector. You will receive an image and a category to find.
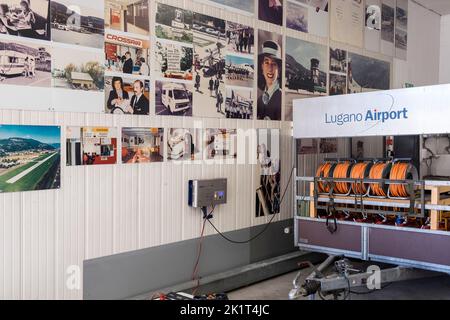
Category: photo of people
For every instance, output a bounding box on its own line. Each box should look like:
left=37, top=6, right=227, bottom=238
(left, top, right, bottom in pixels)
left=329, top=73, right=346, bottom=96
left=257, top=31, right=282, bottom=121
left=0, top=0, right=51, bottom=40
left=155, top=3, right=193, bottom=44
left=121, top=127, right=164, bottom=164
left=225, top=55, right=254, bottom=88
left=0, top=124, right=60, bottom=193
left=0, top=39, right=51, bottom=87
left=66, top=126, right=117, bottom=166
left=104, top=76, right=150, bottom=115
left=52, top=46, right=104, bottom=91
left=296, top=0, right=328, bottom=11
left=192, top=13, right=226, bottom=118
left=286, top=0, right=308, bottom=33
left=226, top=22, right=254, bottom=55
left=50, top=0, right=104, bottom=49
left=256, top=128, right=280, bottom=217
left=225, top=87, right=253, bottom=119
left=105, top=0, right=149, bottom=36
left=154, top=41, right=193, bottom=80
left=285, top=36, right=327, bottom=96
left=104, top=32, right=150, bottom=76
left=155, top=80, right=192, bottom=116
left=167, top=128, right=202, bottom=161
left=258, top=0, right=283, bottom=26
left=205, top=128, right=237, bottom=160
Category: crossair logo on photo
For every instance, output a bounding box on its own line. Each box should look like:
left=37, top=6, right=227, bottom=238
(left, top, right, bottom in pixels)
left=325, top=107, right=409, bottom=126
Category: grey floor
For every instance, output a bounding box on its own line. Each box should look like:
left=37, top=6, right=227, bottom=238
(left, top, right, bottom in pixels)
left=228, top=267, right=450, bottom=300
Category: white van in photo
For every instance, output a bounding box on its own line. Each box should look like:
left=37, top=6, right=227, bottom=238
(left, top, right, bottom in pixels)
left=161, top=83, right=191, bottom=113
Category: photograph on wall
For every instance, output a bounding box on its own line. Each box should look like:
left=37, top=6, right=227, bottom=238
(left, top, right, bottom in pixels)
left=154, top=40, right=193, bottom=81
left=381, top=3, right=394, bottom=43
left=319, top=138, right=338, bottom=154
left=66, top=126, right=117, bottom=166
left=105, top=32, right=150, bottom=76
left=122, top=127, right=164, bottom=164
left=395, top=28, right=407, bottom=50
left=205, top=128, right=237, bottom=160
left=225, top=87, right=253, bottom=119
left=155, top=3, right=192, bottom=44
left=198, top=0, right=255, bottom=15
left=257, top=30, right=282, bottom=121
left=50, top=0, right=104, bottom=49
left=226, top=22, right=254, bottom=56
left=258, top=0, right=283, bottom=26
left=104, top=0, right=149, bottom=36
left=294, top=0, right=329, bottom=37
left=225, top=55, right=254, bottom=88
left=329, top=47, right=347, bottom=74
left=0, top=124, right=60, bottom=193
left=395, top=0, right=408, bottom=59
left=256, top=128, right=280, bottom=217
left=286, top=0, right=308, bottom=33
left=52, top=46, right=104, bottom=91
left=347, top=52, right=390, bottom=93
left=329, top=73, right=346, bottom=96
left=155, top=80, right=192, bottom=116
left=167, top=128, right=202, bottom=161
left=286, top=37, right=327, bottom=96
left=296, top=138, right=317, bottom=155
left=192, top=13, right=226, bottom=118
left=0, top=0, right=51, bottom=40
left=395, top=0, right=407, bottom=29
left=284, top=92, right=313, bottom=121
left=104, top=76, right=149, bottom=115
left=0, top=38, right=51, bottom=87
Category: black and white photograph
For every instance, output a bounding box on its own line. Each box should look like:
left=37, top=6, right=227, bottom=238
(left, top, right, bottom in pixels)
left=0, top=0, right=51, bottom=40
left=155, top=3, right=193, bottom=44
left=50, top=0, right=104, bottom=48
left=105, top=32, right=150, bottom=76
left=286, top=0, right=308, bottom=33
left=256, top=128, right=280, bottom=217
left=155, top=80, right=192, bottom=116
left=286, top=36, right=327, bottom=96
left=104, top=76, right=150, bottom=115
left=329, top=73, right=346, bottom=96
left=396, top=1, right=408, bottom=30
left=225, top=54, right=254, bottom=88
left=395, top=27, right=407, bottom=50
left=296, top=0, right=328, bottom=11
left=258, top=0, right=283, bottom=26
left=381, top=3, right=394, bottom=43
left=226, top=22, right=254, bottom=55
left=205, top=128, right=237, bottom=160
left=192, top=13, right=226, bottom=118
left=200, top=0, right=255, bottom=15
left=257, top=30, right=282, bottom=121
left=319, top=138, right=338, bottom=154
left=105, top=0, right=149, bottom=36
left=329, top=47, right=347, bottom=74
left=297, top=138, right=318, bottom=155
left=225, top=87, right=253, bottom=119
left=154, top=40, right=193, bottom=81
left=347, top=52, right=390, bottom=93
left=167, top=128, right=202, bottom=161
left=0, top=38, right=51, bottom=87
left=52, top=46, right=104, bottom=91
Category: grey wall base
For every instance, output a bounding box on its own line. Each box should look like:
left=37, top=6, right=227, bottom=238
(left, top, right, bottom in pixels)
left=84, top=219, right=301, bottom=300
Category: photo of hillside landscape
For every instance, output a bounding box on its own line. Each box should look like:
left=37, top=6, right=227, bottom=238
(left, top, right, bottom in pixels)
left=347, top=52, right=390, bottom=93
left=0, top=125, right=61, bottom=193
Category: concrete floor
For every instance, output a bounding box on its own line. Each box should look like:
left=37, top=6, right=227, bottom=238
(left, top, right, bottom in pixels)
left=228, top=267, right=450, bottom=300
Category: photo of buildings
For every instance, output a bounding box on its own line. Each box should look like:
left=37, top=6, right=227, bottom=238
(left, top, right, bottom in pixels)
left=0, top=124, right=60, bottom=193
left=121, top=127, right=164, bottom=164
left=329, top=73, right=346, bottom=96
left=330, top=47, right=347, bottom=74
left=105, top=0, right=149, bottom=36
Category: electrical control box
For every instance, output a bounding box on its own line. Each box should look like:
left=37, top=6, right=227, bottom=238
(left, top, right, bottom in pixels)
left=188, top=179, right=227, bottom=208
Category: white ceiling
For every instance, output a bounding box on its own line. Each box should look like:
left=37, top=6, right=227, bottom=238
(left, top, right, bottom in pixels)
left=413, top=0, right=450, bottom=15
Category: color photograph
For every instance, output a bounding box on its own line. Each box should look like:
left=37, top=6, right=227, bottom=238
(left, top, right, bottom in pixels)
left=395, top=28, right=407, bottom=50
left=122, top=127, right=164, bottom=164
left=200, top=0, right=255, bottom=15
left=167, top=128, right=202, bottom=161
left=257, top=30, right=282, bottom=121
left=0, top=0, right=51, bottom=40
left=297, top=138, right=318, bottom=155
left=66, top=126, right=117, bottom=166
left=205, top=128, right=237, bottom=160
left=225, top=55, right=254, bottom=88
left=329, top=73, right=346, bottom=96
left=104, top=76, right=150, bottom=115
left=258, top=0, right=283, bottom=26
left=286, top=37, right=327, bottom=96
left=329, top=47, right=347, bottom=74
left=155, top=3, right=193, bottom=44
left=286, top=0, right=308, bottom=33
left=0, top=38, right=51, bottom=87
left=226, top=22, right=254, bottom=55
left=154, top=40, right=193, bottom=81
left=192, top=13, right=226, bottom=118
left=347, top=53, right=390, bottom=93
left=319, top=138, right=338, bottom=154
left=225, top=87, right=253, bottom=119
left=0, top=124, right=60, bottom=193
left=155, top=80, right=192, bottom=116
left=52, top=46, right=104, bottom=91
left=104, top=32, right=150, bottom=76
left=105, top=0, right=149, bottom=36
left=50, top=0, right=104, bottom=48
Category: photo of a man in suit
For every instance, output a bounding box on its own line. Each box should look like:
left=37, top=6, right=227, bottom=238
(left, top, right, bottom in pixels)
left=130, top=80, right=149, bottom=115
left=122, top=51, right=133, bottom=74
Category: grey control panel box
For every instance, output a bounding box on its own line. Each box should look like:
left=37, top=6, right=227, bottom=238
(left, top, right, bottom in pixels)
left=188, top=179, right=227, bottom=208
